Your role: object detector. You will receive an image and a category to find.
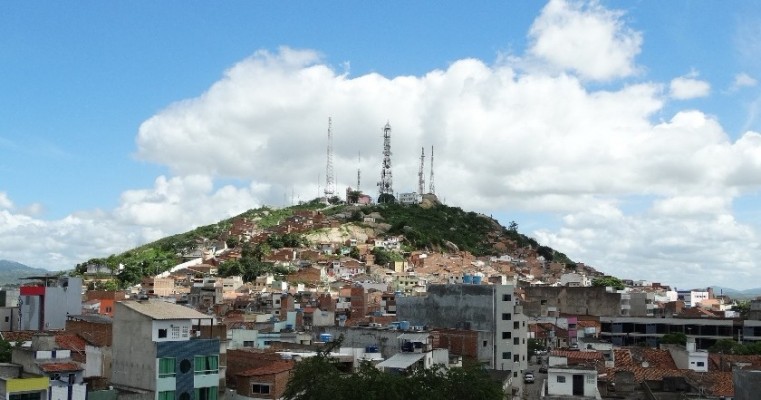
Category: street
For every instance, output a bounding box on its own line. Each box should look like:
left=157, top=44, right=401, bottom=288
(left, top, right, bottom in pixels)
left=521, top=356, right=547, bottom=400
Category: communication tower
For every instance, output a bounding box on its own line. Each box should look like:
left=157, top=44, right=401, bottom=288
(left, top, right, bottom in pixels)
left=418, top=147, right=425, bottom=195
left=429, top=145, right=435, bottom=195
left=324, top=117, right=335, bottom=198
left=377, top=122, right=394, bottom=200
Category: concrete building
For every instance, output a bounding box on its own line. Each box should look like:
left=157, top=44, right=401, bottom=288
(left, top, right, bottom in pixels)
left=663, top=337, right=709, bottom=372
left=11, top=333, right=86, bottom=400
left=111, top=300, right=219, bottom=400
left=523, top=286, right=641, bottom=318
left=18, top=276, right=83, bottom=331
left=376, top=333, right=450, bottom=373
left=396, top=284, right=528, bottom=377
left=600, top=316, right=737, bottom=349
left=0, top=364, right=49, bottom=400
left=677, top=289, right=711, bottom=308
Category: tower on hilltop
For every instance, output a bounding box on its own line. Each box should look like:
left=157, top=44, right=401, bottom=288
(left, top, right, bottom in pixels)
left=324, top=117, right=335, bottom=198
left=429, top=145, right=436, bottom=195
left=377, top=122, right=394, bottom=202
left=418, top=147, right=425, bottom=195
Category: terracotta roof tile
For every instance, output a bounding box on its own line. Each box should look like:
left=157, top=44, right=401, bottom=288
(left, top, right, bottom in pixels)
left=39, top=362, right=82, bottom=372
left=1, top=331, right=37, bottom=342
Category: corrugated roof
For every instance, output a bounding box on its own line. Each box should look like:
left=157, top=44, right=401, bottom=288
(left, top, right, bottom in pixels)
left=397, top=333, right=429, bottom=342
left=119, top=300, right=211, bottom=320
left=376, top=352, right=425, bottom=370
left=237, top=360, right=294, bottom=377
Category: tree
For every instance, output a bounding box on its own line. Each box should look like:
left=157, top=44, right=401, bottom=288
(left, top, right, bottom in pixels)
left=0, top=339, right=11, bottom=363
left=283, top=340, right=504, bottom=400
left=508, top=220, right=518, bottom=232
left=378, top=193, right=396, bottom=204
left=660, top=332, right=687, bottom=346
left=528, top=338, right=546, bottom=359
left=592, top=276, right=625, bottom=290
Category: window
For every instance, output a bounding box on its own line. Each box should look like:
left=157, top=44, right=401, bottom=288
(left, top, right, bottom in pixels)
left=195, top=386, right=218, bottom=400
left=514, top=338, right=520, bottom=345
left=514, top=322, right=520, bottom=329
left=540, top=299, right=547, bottom=305
left=158, top=358, right=176, bottom=378
left=482, top=340, right=488, bottom=347
left=586, top=375, right=595, bottom=384
left=182, top=326, right=189, bottom=338
left=243, top=341, right=255, bottom=347
left=502, top=294, right=512, bottom=301
left=697, top=361, right=705, bottom=367
left=3, top=316, right=8, bottom=322
left=513, top=354, right=519, bottom=362
left=171, top=326, right=181, bottom=339
left=158, top=329, right=168, bottom=338
left=502, top=313, right=511, bottom=321
left=158, top=391, right=175, bottom=400
left=502, top=352, right=511, bottom=359
left=557, top=376, right=566, bottom=383
left=513, top=372, right=517, bottom=378
left=194, top=355, right=219, bottom=375
left=502, top=332, right=511, bottom=339
left=251, top=384, right=270, bottom=395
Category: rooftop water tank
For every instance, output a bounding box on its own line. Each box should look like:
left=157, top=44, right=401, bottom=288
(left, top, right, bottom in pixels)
left=319, top=333, right=332, bottom=342
left=463, top=274, right=473, bottom=284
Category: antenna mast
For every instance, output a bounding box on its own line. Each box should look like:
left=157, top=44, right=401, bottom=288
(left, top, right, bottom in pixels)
left=357, top=152, right=361, bottom=192
left=324, top=117, right=335, bottom=198
left=377, top=122, right=394, bottom=201
left=418, top=147, right=425, bottom=195
left=429, top=145, right=435, bottom=195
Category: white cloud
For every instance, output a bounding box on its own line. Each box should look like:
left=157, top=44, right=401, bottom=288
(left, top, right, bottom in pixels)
left=732, top=73, right=757, bottom=90
left=524, top=0, right=642, bottom=81
left=669, top=74, right=711, bottom=100
left=0, top=192, right=13, bottom=209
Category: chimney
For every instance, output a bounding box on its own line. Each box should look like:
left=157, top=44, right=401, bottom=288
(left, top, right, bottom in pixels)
left=686, top=336, right=696, bottom=352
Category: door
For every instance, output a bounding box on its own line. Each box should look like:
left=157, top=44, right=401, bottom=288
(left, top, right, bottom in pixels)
left=572, top=374, right=584, bottom=396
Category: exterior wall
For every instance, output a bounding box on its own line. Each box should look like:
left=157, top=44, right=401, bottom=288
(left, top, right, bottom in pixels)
left=396, top=284, right=527, bottom=373
left=225, top=351, right=284, bottom=390
left=319, top=327, right=403, bottom=358
left=522, top=286, right=625, bottom=317
left=734, top=369, right=761, bottom=400
left=547, top=369, right=597, bottom=398
left=151, top=320, right=193, bottom=342
left=84, top=344, right=112, bottom=378
left=0, top=308, right=19, bottom=331
left=600, top=317, right=736, bottom=348
left=229, top=330, right=258, bottom=350
left=237, top=371, right=290, bottom=400
left=111, top=303, right=157, bottom=391
left=0, top=290, right=20, bottom=307
left=156, top=339, right=220, bottom=399
left=43, top=278, right=83, bottom=330
left=64, top=320, right=113, bottom=347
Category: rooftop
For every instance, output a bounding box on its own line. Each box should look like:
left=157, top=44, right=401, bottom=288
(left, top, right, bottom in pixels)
left=119, top=300, right=211, bottom=320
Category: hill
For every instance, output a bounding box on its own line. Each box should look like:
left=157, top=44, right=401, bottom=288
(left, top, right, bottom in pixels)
left=73, top=198, right=580, bottom=286
left=0, top=260, right=54, bottom=287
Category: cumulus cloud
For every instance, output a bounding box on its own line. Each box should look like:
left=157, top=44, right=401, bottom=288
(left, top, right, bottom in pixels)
left=0, top=192, right=12, bottom=209
left=669, top=73, right=711, bottom=100
left=523, top=0, right=642, bottom=81
left=6, top=0, right=761, bottom=289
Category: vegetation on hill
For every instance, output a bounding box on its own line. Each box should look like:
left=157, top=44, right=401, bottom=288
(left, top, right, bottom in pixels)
left=71, top=197, right=576, bottom=287
left=0, top=260, right=55, bottom=287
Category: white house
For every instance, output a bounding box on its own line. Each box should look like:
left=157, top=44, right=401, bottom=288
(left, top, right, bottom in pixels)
left=545, top=356, right=600, bottom=399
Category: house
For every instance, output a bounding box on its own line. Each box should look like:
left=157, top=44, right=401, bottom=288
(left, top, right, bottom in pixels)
left=11, top=333, right=87, bottom=400
left=545, top=355, right=599, bottom=398
left=376, top=333, right=449, bottom=373
left=110, top=300, right=219, bottom=400
left=232, top=360, right=294, bottom=400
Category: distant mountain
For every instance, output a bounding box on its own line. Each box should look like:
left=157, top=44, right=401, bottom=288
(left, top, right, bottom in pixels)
left=710, top=286, right=761, bottom=300
left=0, top=260, right=54, bottom=287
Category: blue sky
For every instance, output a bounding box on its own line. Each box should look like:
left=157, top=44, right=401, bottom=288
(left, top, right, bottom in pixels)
left=2, top=1, right=761, bottom=289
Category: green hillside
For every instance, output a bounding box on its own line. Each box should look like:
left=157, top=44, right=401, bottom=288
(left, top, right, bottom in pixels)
left=73, top=198, right=573, bottom=287
left=0, top=260, right=56, bottom=287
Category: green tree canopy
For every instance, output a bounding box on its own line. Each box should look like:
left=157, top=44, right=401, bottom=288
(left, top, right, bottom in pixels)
left=592, top=276, right=625, bottom=290
left=283, top=342, right=504, bottom=400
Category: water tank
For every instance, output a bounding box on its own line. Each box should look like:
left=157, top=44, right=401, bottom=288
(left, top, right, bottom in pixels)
left=286, top=324, right=293, bottom=331
left=365, top=345, right=379, bottom=353
left=463, top=274, right=473, bottom=284
left=399, top=321, right=410, bottom=331
left=473, top=275, right=483, bottom=285
left=584, top=327, right=596, bottom=335
left=319, top=333, right=332, bottom=342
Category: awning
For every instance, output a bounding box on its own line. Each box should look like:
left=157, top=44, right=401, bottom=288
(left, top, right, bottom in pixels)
left=376, top=352, right=425, bottom=370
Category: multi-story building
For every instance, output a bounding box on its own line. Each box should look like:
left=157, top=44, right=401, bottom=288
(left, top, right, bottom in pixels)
left=111, top=300, right=219, bottom=400
left=396, top=284, right=528, bottom=377
left=18, top=276, right=83, bottom=331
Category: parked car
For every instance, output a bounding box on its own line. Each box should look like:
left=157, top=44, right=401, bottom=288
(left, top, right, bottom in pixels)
left=524, top=371, right=535, bottom=384
left=539, top=365, right=548, bottom=373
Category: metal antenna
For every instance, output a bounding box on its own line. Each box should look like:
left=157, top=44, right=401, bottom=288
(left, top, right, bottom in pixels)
left=377, top=122, right=394, bottom=201
left=324, top=117, right=335, bottom=198
left=429, top=145, right=435, bottom=195
left=418, top=147, right=425, bottom=195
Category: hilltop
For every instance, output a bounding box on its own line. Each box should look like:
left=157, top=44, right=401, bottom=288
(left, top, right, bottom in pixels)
left=74, top=198, right=594, bottom=287
left=0, top=260, right=55, bottom=287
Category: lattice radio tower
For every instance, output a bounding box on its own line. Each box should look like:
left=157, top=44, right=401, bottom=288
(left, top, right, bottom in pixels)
left=357, top=152, right=361, bottom=192
left=418, top=147, right=425, bottom=195
left=429, top=145, right=435, bottom=195
left=377, top=122, right=394, bottom=200
left=324, top=117, right=335, bottom=198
